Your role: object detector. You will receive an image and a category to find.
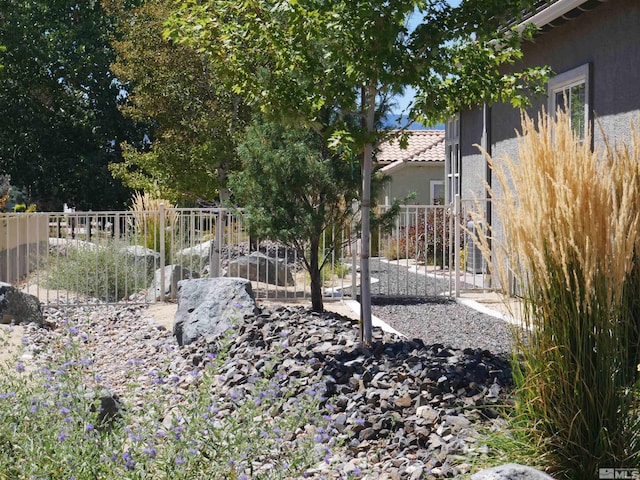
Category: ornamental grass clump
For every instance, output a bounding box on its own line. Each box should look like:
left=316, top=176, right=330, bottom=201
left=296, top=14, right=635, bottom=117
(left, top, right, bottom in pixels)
left=476, top=111, right=640, bottom=479
left=129, top=191, right=178, bottom=264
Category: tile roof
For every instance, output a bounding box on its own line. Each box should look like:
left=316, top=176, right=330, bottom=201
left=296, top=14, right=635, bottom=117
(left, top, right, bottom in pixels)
left=376, top=130, right=445, bottom=173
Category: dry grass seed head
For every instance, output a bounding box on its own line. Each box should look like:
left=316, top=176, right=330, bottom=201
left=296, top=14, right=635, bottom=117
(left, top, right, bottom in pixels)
left=477, top=110, right=640, bottom=312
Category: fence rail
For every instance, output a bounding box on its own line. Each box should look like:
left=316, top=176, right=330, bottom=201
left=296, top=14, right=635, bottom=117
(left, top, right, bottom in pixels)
left=0, top=201, right=496, bottom=308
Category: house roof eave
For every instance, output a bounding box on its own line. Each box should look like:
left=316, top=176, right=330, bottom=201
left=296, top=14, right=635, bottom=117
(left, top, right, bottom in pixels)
left=517, top=0, right=608, bottom=32
left=380, top=159, right=444, bottom=175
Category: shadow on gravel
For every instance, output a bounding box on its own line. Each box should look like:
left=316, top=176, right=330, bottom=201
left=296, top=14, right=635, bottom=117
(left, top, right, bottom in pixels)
left=291, top=316, right=515, bottom=423
left=370, top=295, right=453, bottom=306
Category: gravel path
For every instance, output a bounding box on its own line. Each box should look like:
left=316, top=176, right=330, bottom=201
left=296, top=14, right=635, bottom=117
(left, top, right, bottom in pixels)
left=350, top=257, right=516, bottom=355
left=372, top=298, right=515, bottom=356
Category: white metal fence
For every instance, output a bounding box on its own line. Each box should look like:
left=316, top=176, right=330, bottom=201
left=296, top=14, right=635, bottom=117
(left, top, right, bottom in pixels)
left=0, top=200, right=496, bottom=307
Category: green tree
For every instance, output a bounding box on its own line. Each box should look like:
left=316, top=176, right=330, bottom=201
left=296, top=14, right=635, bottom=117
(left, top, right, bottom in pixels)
left=230, top=119, right=363, bottom=312
left=167, top=0, right=549, bottom=343
left=0, top=0, right=138, bottom=210
left=108, top=0, right=249, bottom=204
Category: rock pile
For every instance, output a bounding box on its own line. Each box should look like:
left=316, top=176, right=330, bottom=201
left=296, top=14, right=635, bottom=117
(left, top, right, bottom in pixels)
left=23, top=302, right=514, bottom=479
left=182, top=305, right=513, bottom=478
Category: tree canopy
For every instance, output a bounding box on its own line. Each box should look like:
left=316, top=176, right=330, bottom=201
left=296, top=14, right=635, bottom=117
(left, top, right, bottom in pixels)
left=108, top=0, right=250, bottom=204
left=0, top=0, right=137, bottom=210
left=167, top=0, right=550, bottom=343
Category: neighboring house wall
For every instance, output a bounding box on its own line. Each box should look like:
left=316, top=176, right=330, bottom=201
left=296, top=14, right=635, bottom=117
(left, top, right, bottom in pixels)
left=377, top=130, right=446, bottom=206
left=382, top=163, right=445, bottom=205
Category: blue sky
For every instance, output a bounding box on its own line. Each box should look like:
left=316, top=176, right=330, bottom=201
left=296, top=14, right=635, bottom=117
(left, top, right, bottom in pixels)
left=395, top=0, right=462, bottom=113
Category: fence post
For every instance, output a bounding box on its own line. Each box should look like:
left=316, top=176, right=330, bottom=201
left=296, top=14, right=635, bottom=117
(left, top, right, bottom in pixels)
left=351, top=200, right=359, bottom=299
left=211, top=209, right=223, bottom=278
left=159, top=204, right=166, bottom=302
left=454, top=194, right=461, bottom=298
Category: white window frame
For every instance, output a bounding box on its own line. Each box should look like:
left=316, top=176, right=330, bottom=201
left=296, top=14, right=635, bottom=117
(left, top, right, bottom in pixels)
left=548, top=63, right=591, bottom=140
left=445, top=114, right=461, bottom=205
left=430, top=180, right=445, bottom=205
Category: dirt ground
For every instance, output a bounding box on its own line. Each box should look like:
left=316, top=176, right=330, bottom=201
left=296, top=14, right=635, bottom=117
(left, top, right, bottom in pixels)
left=0, top=298, right=366, bottom=368
left=0, top=324, right=27, bottom=365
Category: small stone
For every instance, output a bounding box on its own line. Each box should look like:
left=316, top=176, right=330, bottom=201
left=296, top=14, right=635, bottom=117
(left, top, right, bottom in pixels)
left=394, top=394, right=413, bottom=408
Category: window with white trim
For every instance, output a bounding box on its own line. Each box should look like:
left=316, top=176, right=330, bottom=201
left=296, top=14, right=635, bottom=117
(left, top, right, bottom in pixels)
left=548, top=63, right=591, bottom=140
left=430, top=180, right=445, bottom=205
left=445, top=114, right=461, bottom=205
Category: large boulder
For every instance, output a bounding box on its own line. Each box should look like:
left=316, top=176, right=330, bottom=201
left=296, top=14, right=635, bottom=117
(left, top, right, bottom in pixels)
left=122, top=245, right=161, bottom=274
left=471, top=464, right=555, bottom=480
left=0, top=282, right=44, bottom=326
left=176, top=240, right=215, bottom=276
left=226, top=252, right=294, bottom=286
left=146, top=264, right=199, bottom=302
left=48, top=238, right=98, bottom=256
left=173, top=278, right=258, bottom=346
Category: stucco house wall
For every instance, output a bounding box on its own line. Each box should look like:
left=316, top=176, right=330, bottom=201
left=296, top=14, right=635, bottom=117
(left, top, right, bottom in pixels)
left=460, top=0, right=640, bottom=200
left=382, top=162, right=445, bottom=205
left=452, top=0, right=640, bottom=290
left=377, top=130, right=446, bottom=206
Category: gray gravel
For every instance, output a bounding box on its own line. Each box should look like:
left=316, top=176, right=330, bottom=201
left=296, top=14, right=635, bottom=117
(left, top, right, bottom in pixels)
left=372, top=298, right=516, bottom=356
left=355, top=258, right=516, bottom=355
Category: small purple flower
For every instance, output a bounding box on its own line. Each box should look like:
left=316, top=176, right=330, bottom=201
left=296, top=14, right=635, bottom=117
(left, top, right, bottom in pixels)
left=58, top=430, right=69, bottom=442
left=175, top=457, right=186, bottom=465
left=128, top=432, right=144, bottom=443
left=143, top=447, right=156, bottom=458
left=15, top=363, right=25, bottom=373
left=123, top=452, right=136, bottom=471
left=323, top=453, right=332, bottom=464
left=68, top=326, right=79, bottom=335
left=59, top=407, right=71, bottom=415
left=85, top=423, right=94, bottom=432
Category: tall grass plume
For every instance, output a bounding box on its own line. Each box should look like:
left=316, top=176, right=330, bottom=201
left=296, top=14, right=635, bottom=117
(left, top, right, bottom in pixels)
left=474, top=111, right=640, bottom=478
left=129, top=191, right=178, bottom=263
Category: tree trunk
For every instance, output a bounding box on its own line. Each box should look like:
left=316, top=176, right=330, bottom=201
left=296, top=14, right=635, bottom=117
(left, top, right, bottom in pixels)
left=360, top=81, right=376, bottom=345
left=309, top=240, right=324, bottom=312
